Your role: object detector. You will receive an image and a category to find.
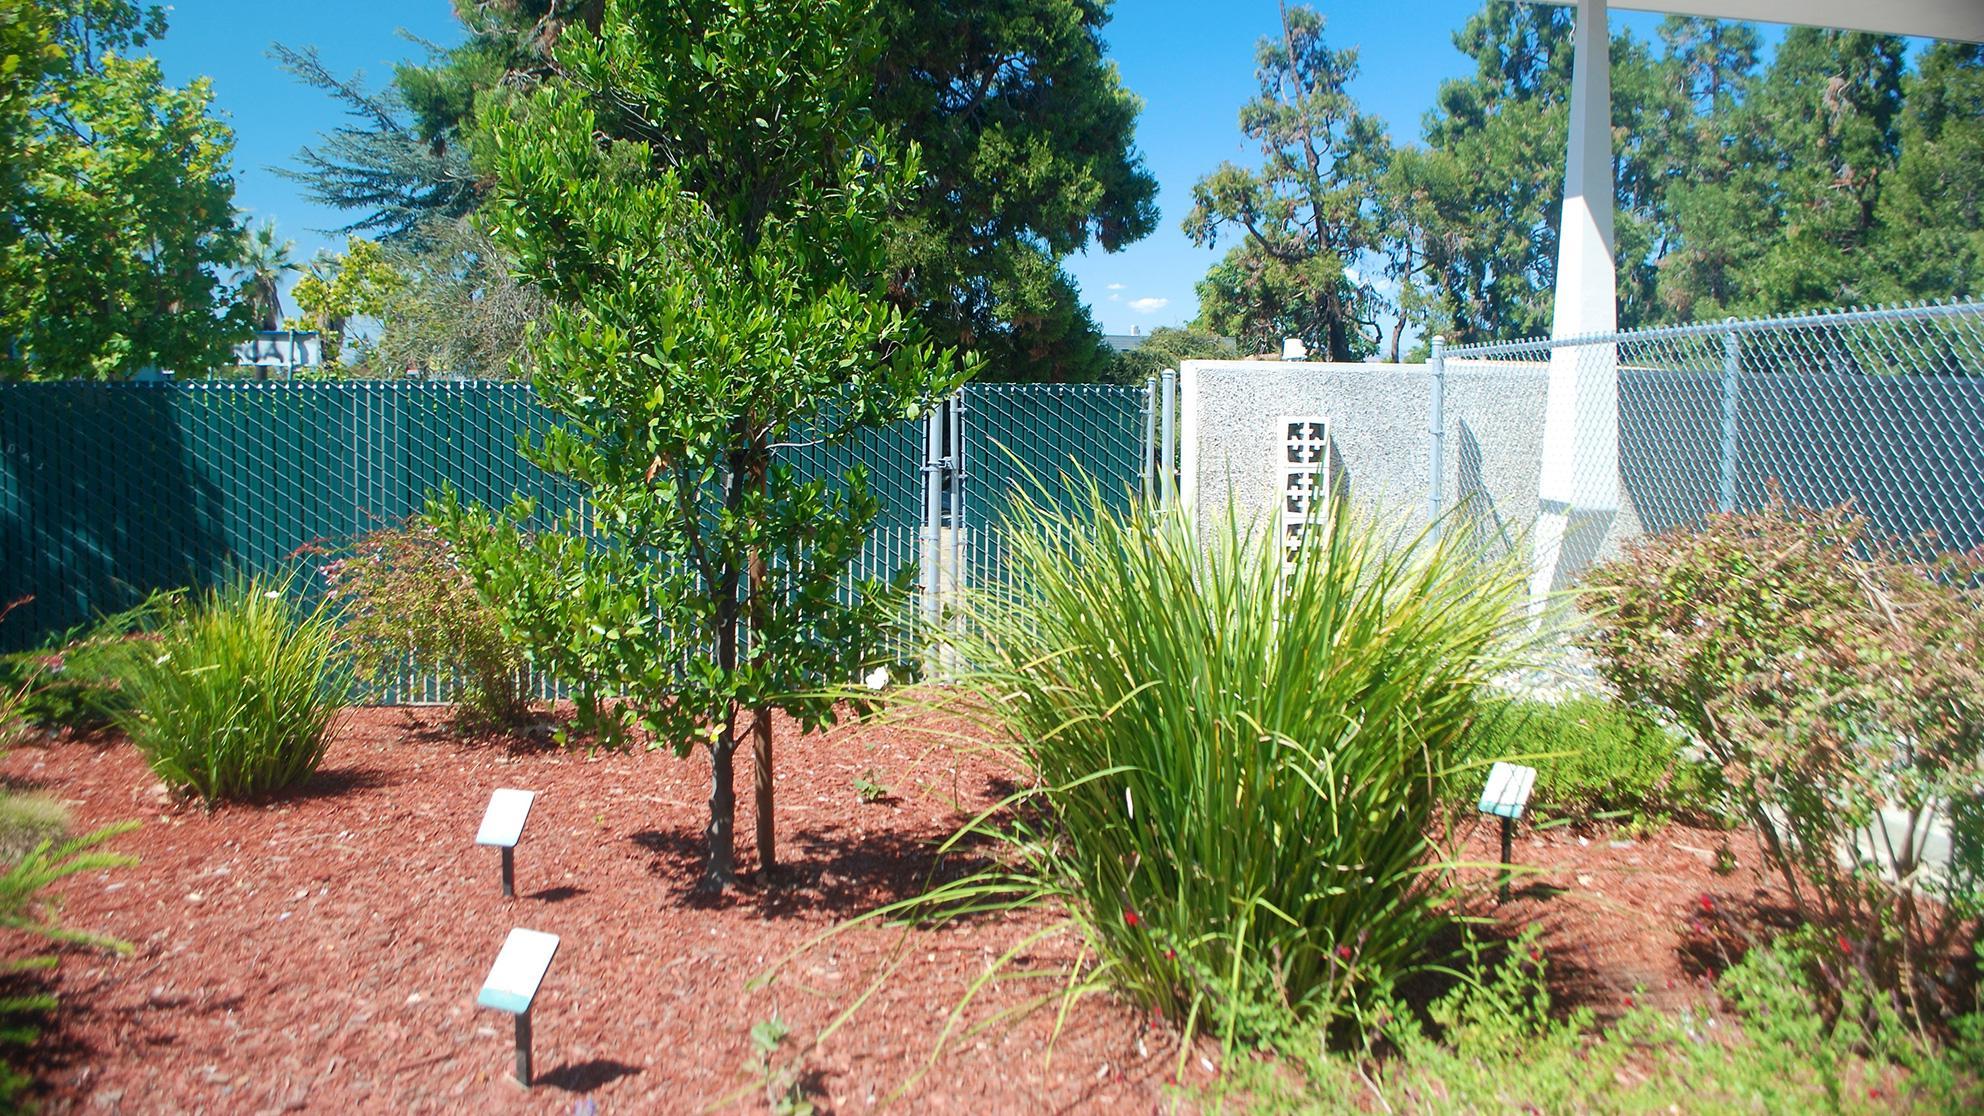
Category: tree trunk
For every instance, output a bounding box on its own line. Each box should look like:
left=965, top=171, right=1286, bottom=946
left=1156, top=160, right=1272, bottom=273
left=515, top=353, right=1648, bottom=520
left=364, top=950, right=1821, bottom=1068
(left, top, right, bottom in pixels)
left=745, top=436, right=776, bottom=877
left=752, top=706, right=775, bottom=876
left=704, top=717, right=738, bottom=889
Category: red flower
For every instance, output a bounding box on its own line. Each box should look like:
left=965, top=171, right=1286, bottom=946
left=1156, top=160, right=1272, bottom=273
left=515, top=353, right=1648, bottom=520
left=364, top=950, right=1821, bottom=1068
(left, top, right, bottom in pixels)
left=1123, top=910, right=1140, bottom=928
left=1837, top=935, right=1852, bottom=955
left=1623, top=995, right=1635, bottom=1007
left=1698, top=894, right=1716, bottom=914
left=1528, top=946, right=1542, bottom=962
left=1335, top=944, right=1353, bottom=961
left=1164, top=948, right=1176, bottom=960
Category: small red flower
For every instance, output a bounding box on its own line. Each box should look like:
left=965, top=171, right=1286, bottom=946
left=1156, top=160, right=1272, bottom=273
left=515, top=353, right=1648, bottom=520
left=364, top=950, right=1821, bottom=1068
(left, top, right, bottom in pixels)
left=1837, top=935, right=1852, bottom=955
left=1123, top=910, right=1140, bottom=928
left=1698, top=894, right=1716, bottom=914
left=1164, top=948, right=1176, bottom=960
left=1623, top=995, right=1635, bottom=1007
left=1869, top=1089, right=1882, bottom=1101
left=1335, top=944, right=1353, bottom=961
left=1528, top=946, right=1542, bottom=962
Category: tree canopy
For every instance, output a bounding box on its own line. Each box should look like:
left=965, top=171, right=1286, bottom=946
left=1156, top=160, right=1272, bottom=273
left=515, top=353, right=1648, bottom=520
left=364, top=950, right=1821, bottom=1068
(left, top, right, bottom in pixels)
left=278, top=0, right=1156, bottom=382
left=0, top=1, right=245, bottom=378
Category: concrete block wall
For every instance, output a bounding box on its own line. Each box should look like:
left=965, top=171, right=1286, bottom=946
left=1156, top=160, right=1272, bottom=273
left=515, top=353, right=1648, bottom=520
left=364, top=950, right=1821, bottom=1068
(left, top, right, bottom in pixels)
left=1178, top=359, right=1552, bottom=556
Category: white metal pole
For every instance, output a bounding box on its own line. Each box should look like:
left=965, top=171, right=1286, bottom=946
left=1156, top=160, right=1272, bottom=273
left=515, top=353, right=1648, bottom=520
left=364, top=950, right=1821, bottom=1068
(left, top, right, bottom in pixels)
left=1719, top=324, right=1740, bottom=513
left=1427, top=336, right=1447, bottom=538
left=1159, top=368, right=1177, bottom=510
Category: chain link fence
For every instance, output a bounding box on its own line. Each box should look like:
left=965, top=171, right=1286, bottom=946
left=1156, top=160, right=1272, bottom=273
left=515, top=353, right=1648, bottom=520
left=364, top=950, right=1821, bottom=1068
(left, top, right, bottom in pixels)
left=1436, top=301, right=1984, bottom=597
left=0, top=378, right=1155, bottom=696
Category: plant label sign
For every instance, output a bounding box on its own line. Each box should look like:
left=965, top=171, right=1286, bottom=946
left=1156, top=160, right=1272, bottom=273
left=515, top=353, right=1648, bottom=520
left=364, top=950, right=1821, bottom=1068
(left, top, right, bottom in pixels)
left=1478, top=762, right=1537, bottom=820
left=476, top=789, right=536, bottom=848
left=478, top=927, right=560, bottom=1015
left=478, top=927, right=559, bottom=1086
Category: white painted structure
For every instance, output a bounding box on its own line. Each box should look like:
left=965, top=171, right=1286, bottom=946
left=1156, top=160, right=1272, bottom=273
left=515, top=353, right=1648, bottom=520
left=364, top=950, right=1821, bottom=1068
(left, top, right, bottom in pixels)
left=1528, top=0, right=1984, bottom=609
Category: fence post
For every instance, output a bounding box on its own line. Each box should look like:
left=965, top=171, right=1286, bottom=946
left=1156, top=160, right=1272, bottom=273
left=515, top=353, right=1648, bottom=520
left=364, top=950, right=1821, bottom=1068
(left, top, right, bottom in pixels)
left=1719, top=323, right=1740, bottom=513
left=1427, top=336, right=1447, bottom=539
left=1159, top=368, right=1177, bottom=510
left=1142, top=375, right=1157, bottom=505
left=920, top=401, right=944, bottom=642
left=948, top=393, right=964, bottom=610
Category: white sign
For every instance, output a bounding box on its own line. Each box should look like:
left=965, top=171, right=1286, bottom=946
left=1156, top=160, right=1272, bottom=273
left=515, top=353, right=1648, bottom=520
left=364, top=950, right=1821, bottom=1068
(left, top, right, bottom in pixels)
left=475, top=789, right=536, bottom=848
left=1478, top=762, right=1538, bottom=820
left=477, top=928, right=560, bottom=1015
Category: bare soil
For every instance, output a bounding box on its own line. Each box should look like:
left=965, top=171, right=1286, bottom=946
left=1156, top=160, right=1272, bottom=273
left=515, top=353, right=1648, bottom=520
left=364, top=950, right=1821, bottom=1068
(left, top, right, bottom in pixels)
left=0, top=707, right=1781, bottom=1114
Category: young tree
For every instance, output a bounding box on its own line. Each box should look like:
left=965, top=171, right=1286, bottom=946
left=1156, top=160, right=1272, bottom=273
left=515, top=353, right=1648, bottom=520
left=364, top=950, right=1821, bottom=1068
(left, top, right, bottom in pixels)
left=1182, top=4, right=1392, bottom=361
left=1873, top=42, right=1984, bottom=302
left=445, top=0, right=961, bottom=889
left=0, top=1, right=245, bottom=378
left=287, top=238, right=401, bottom=368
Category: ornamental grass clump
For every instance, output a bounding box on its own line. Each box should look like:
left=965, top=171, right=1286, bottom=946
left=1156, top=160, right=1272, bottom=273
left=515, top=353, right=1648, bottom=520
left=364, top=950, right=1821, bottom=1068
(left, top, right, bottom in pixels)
left=114, top=579, right=349, bottom=805
left=929, top=489, right=1526, bottom=1044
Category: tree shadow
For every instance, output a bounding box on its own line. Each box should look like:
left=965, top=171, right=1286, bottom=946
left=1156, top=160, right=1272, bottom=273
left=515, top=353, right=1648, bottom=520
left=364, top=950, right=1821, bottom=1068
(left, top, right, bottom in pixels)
left=276, top=766, right=398, bottom=802
left=628, top=822, right=999, bottom=921
left=534, top=1058, right=642, bottom=1092
left=527, top=885, right=586, bottom=903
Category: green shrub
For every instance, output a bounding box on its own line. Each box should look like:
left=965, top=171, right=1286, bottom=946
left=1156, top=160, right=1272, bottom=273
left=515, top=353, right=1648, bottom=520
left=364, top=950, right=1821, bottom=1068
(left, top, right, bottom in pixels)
left=0, top=593, right=180, bottom=734
left=1453, top=695, right=1706, bottom=828
left=924, top=489, right=1525, bottom=1045
left=113, top=579, right=350, bottom=804
left=1580, top=496, right=1984, bottom=1025
left=321, top=518, right=531, bottom=728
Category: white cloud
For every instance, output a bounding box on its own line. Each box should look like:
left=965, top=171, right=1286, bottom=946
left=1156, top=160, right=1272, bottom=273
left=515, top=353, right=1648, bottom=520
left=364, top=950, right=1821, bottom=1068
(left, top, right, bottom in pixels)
left=1106, top=283, right=1126, bottom=291
left=1127, top=297, right=1169, bottom=314
left=1107, top=292, right=1120, bottom=301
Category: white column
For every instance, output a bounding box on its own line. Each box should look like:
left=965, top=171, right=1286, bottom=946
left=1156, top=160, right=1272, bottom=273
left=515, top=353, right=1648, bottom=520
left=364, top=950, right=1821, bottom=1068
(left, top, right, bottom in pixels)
left=1531, top=0, right=1621, bottom=616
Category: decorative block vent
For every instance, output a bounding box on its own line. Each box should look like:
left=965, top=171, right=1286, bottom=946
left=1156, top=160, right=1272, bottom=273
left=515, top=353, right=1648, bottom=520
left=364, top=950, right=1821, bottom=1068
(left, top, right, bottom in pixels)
left=1279, top=416, right=1331, bottom=567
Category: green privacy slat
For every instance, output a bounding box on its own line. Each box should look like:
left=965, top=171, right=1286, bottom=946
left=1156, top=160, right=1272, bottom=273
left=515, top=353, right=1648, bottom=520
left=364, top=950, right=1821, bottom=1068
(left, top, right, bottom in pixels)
left=0, top=383, right=936, bottom=708
left=960, top=383, right=1147, bottom=592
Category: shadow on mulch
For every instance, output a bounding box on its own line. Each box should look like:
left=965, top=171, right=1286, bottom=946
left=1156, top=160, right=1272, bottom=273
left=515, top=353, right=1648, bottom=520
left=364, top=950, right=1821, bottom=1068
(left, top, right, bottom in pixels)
left=279, top=766, right=398, bottom=802
left=527, top=885, right=587, bottom=903
left=537, top=1058, right=643, bottom=1092
left=629, top=824, right=1000, bottom=921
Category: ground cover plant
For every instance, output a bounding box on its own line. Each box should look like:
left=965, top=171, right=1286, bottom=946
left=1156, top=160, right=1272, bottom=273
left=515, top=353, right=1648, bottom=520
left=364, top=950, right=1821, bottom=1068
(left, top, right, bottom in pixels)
left=0, top=593, right=179, bottom=736
left=909, top=489, right=1527, bottom=1048
left=111, top=577, right=349, bottom=804
left=320, top=518, right=530, bottom=728
left=1453, top=694, right=1709, bottom=830
left=1581, top=496, right=1984, bottom=1026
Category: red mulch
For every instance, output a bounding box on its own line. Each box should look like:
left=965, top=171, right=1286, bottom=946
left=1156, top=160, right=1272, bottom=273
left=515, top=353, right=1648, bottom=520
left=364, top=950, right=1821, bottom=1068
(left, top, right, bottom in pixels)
left=0, top=708, right=1783, bottom=1114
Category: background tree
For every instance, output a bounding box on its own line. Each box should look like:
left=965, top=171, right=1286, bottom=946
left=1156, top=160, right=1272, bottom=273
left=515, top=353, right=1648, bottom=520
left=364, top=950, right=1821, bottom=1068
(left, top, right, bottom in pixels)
left=287, top=238, right=401, bottom=369
left=236, top=220, right=299, bottom=332
left=1872, top=43, right=1983, bottom=303
left=1108, top=326, right=1234, bottom=382
left=1661, top=29, right=1907, bottom=317
left=0, top=0, right=245, bottom=378
left=374, top=217, right=544, bottom=379
left=444, top=0, right=960, bottom=889
left=1183, top=4, right=1391, bottom=362
left=279, top=0, right=1154, bottom=383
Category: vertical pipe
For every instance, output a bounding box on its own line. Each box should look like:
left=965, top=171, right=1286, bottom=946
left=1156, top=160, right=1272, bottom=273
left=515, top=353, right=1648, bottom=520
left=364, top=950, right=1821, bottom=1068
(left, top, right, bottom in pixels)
left=1158, top=368, right=1177, bottom=510
left=951, top=393, right=966, bottom=603
left=1719, top=324, right=1740, bottom=514
left=920, top=402, right=943, bottom=639
left=1142, top=374, right=1157, bottom=504
left=500, top=846, right=515, bottom=899
left=1499, top=816, right=1514, bottom=904
left=1427, top=336, right=1448, bottom=539
left=514, top=1010, right=533, bottom=1086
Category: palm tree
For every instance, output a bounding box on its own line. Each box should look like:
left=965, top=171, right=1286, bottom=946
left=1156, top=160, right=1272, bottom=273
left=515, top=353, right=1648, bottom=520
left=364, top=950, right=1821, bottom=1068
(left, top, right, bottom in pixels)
left=236, top=220, right=299, bottom=332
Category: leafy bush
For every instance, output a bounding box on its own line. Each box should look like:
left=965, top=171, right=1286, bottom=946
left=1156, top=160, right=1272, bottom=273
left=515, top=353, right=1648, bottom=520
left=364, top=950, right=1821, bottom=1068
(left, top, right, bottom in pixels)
left=321, top=518, right=530, bottom=727
left=113, top=579, right=350, bottom=804
left=1453, top=695, right=1707, bottom=828
left=1580, top=496, right=1984, bottom=1024
left=924, top=489, right=1525, bottom=1044
left=0, top=593, right=179, bottom=734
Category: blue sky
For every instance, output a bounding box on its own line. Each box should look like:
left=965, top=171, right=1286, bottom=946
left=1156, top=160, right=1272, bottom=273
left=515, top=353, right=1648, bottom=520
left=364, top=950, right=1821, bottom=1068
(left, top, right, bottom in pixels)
left=155, top=1, right=1695, bottom=333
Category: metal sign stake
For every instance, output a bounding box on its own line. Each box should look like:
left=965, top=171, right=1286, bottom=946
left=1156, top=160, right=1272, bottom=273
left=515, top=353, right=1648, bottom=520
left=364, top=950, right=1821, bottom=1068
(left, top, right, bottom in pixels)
left=1478, top=761, right=1537, bottom=906
left=475, top=789, right=537, bottom=899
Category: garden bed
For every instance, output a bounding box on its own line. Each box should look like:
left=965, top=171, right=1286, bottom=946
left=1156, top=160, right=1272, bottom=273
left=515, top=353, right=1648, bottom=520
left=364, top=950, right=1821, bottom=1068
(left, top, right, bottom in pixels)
left=3, top=707, right=1776, bottom=1113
